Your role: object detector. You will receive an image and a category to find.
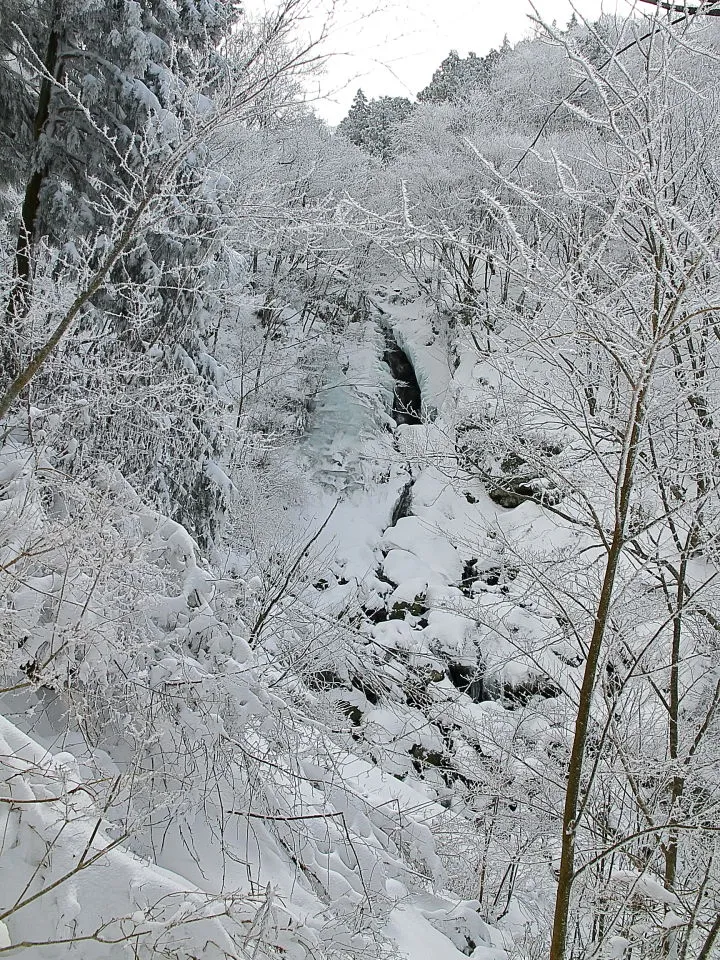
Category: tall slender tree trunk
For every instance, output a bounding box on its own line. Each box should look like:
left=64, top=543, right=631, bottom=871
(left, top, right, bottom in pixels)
left=4, top=3, right=63, bottom=377
left=548, top=375, right=651, bottom=960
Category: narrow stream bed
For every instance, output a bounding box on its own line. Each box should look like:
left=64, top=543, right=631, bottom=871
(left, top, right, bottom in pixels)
left=380, top=322, right=423, bottom=522
left=382, top=327, right=422, bottom=426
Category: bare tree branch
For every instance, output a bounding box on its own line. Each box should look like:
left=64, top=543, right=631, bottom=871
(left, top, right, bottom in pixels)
left=637, top=0, right=720, bottom=15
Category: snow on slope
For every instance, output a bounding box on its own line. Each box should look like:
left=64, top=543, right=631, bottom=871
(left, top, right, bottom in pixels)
left=0, top=270, right=586, bottom=960
left=0, top=715, right=253, bottom=959
left=0, top=319, right=505, bottom=960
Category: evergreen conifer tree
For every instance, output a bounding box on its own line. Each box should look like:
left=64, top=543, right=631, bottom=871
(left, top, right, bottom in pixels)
left=337, top=89, right=413, bottom=160
left=337, top=87, right=370, bottom=147
left=417, top=48, right=497, bottom=103
left=1, top=0, right=244, bottom=543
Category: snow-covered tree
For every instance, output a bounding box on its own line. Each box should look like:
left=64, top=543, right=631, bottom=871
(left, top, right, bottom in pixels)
left=3, top=5, right=720, bottom=960
left=447, top=15, right=720, bottom=960
left=337, top=88, right=414, bottom=160
left=417, top=49, right=497, bottom=104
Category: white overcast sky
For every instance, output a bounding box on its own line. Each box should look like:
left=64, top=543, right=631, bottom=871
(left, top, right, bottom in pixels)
left=275, top=0, right=640, bottom=122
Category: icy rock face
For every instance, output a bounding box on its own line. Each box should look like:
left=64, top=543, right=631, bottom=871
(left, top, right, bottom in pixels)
left=447, top=661, right=487, bottom=704
left=456, top=442, right=564, bottom=510
left=382, top=326, right=423, bottom=425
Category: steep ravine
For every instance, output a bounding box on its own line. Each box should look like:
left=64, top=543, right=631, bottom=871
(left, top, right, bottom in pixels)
left=371, top=311, right=562, bottom=714
left=382, top=322, right=422, bottom=525
left=382, top=324, right=422, bottom=427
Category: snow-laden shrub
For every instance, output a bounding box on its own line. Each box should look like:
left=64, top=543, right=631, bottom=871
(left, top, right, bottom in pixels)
left=1, top=425, right=491, bottom=960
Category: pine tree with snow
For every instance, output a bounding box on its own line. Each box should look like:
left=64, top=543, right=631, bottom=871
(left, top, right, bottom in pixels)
left=0, top=0, right=245, bottom=543
left=2, top=0, right=239, bottom=305
left=337, top=88, right=371, bottom=147
left=417, top=49, right=496, bottom=104
left=338, top=90, right=413, bottom=160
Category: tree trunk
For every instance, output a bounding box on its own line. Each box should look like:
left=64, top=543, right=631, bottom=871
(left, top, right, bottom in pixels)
left=548, top=375, right=651, bottom=960
left=4, top=5, right=63, bottom=375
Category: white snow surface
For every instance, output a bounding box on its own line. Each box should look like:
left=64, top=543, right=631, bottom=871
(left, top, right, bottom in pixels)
left=1, top=275, right=590, bottom=960
left=0, top=280, right=517, bottom=960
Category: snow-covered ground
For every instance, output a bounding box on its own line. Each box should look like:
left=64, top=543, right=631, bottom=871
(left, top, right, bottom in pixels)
left=0, top=268, right=601, bottom=960
left=0, top=276, right=523, bottom=960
